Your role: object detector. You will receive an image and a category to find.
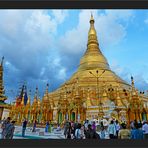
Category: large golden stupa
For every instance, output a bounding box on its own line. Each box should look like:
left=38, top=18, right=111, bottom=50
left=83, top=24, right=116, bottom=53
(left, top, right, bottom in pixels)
left=10, top=14, right=148, bottom=125
left=42, top=14, right=148, bottom=124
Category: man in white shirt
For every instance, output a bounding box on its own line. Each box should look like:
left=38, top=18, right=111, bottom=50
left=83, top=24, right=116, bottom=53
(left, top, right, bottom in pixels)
left=142, top=121, right=148, bottom=139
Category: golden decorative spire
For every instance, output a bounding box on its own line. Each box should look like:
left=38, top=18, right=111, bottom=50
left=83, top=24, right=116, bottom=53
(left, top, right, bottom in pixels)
left=27, top=90, right=31, bottom=106
left=131, top=76, right=136, bottom=95
left=43, top=83, right=49, bottom=101
left=46, top=83, right=49, bottom=94
left=87, top=13, right=98, bottom=49
left=21, top=94, right=24, bottom=105
left=34, top=86, right=38, bottom=103
left=38, top=98, right=41, bottom=106
left=78, top=14, right=110, bottom=71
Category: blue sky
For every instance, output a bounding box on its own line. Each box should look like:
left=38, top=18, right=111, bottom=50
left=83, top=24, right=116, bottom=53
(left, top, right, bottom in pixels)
left=0, top=10, right=148, bottom=103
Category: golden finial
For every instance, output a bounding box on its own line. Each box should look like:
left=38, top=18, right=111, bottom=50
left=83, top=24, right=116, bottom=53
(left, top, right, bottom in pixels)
left=34, top=86, right=38, bottom=102
left=88, top=13, right=97, bottom=39
left=46, top=83, right=49, bottom=94
left=21, top=97, right=24, bottom=106
left=90, top=13, right=94, bottom=24
left=131, top=76, right=136, bottom=95
left=131, top=76, right=134, bottom=85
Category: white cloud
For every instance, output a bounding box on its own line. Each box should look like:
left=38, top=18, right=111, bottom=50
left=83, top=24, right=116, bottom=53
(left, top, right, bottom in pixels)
left=0, top=10, right=69, bottom=99
left=110, top=60, right=148, bottom=91
left=58, top=67, right=67, bottom=80
left=144, top=18, right=148, bottom=25
left=52, top=10, right=68, bottom=24
left=59, top=10, right=134, bottom=55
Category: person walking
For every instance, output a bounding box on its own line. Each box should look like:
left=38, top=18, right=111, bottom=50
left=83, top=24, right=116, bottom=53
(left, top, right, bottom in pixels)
left=131, top=123, right=144, bottom=139
left=67, top=122, right=72, bottom=139
left=1, top=117, right=11, bottom=139
left=84, top=120, right=89, bottom=131
left=22, top=119, right=27, bottom=137
left=142, top=121, right=148, bottom=139
left=75, top=123, right=82, bottom=139
left=92, top=121, right=96, bottom=132
left=71, top=122, right=75, bottom=139
left=108, top=120, right=116, bottom=139
left=32, top=120, right=37, bottom=132
left=100, top=126, right=106, bottom=139
left=85, top=124, right=100, bottom=139
left=80, top=125, right=85, bottom=139
left=115, top=120, right=120, bottom=139
left=5, top=121, right=16, bottom=139
left=64, top=120, right=69, bottom=138
left=118, top=123, right=131, bottom=139
left=48, top=120, right=52, bottom=133
left=45, top=121, right=49, bottom=132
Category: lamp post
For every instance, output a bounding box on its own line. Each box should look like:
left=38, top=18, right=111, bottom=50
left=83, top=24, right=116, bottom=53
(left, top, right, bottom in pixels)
left=89, top=70, right=105, bottom=119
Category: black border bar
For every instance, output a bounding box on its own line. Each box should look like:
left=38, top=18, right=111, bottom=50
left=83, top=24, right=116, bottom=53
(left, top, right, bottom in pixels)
left=0, top=1, right=148, bottom=9
left=0, top=139, right=148, bottom=148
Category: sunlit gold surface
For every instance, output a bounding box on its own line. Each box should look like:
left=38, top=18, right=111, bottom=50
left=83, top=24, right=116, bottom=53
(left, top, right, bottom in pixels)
left=41, top=14, right=148, bottom=124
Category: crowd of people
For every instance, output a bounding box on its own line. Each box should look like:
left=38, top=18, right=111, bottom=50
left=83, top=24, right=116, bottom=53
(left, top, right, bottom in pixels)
left=1, top=117, right=148, bottom=139
left=63, top=119, right=148, bottom=139
left=0, top=117, right=15, bottom=139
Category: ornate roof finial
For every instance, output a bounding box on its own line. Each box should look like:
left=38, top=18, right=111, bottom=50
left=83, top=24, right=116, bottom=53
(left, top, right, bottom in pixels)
left=90, top=13, right=95, bottom=24
left=34, top=86, right=38, bottom=102
left=27, top=89, right=31, bottom=105
left=45, top=83, right=49, bottom=94
left=131, top=76, right=135, bottom=88
left=89, top=13, right=96, bottom=36
left=1, top=56, right=4, bottom=66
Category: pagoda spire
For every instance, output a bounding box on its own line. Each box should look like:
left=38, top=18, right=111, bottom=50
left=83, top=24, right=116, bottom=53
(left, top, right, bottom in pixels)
left=34, top=86, right=38, bottom=103
left=42, top=83, right=49, bottom=102
left=27, top=90, right=31, bottom=106
left=45, top=83, right=49, bottom=95
left=131, top=76, right=136, bottom=95
left=87, top=13, right=100, bottom=53
left=1, top=56, right=4, bottom=66
left=78, top=14, right=110, bottom=71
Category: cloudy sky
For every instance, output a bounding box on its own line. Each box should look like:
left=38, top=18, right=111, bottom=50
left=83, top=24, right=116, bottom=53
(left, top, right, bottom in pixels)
left=0, top=10, right=148, bottom=103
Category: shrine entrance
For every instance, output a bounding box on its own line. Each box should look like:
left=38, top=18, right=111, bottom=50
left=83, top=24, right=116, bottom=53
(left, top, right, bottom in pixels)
left=71, top=112, right=75, bottom=121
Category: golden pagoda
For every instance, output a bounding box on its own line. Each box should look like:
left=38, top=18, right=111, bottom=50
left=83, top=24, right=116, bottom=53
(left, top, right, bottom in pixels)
left=41, top=14, right=148, bottom=124
left=10, top=14, right=148, bottom=125
left=0, top=57, right=10, bottom=120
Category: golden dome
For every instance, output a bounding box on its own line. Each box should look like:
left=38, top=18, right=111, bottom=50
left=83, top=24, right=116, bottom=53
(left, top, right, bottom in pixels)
left=78, top=14, right=110, bottom=71
left=49, top=14, right=131, bottom=104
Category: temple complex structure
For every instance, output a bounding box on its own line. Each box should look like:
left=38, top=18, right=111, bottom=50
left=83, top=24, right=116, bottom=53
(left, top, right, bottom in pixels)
left=0, top=57, right=10, bottom=120
left=10, top=15, right=148, bottom=125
